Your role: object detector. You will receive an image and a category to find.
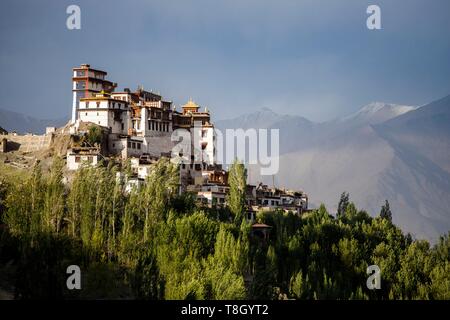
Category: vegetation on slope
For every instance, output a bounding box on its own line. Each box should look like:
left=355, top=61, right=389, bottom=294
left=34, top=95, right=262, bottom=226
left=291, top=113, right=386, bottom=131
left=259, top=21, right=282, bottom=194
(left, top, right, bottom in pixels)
left=0, top=158, right=449, bottom=299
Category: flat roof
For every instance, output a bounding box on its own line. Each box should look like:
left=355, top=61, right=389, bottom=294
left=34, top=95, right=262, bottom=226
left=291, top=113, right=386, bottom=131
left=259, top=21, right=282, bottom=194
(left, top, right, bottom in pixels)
left=252, top=223, right=272, bottom=228
left=73, top=65, right=108, bottom=74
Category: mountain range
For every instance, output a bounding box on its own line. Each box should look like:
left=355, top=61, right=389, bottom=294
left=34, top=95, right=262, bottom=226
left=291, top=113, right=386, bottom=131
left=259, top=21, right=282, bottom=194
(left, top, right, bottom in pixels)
left=0, top=108, right=68, bottom=134
left=216, top=95, right=450, bottom=243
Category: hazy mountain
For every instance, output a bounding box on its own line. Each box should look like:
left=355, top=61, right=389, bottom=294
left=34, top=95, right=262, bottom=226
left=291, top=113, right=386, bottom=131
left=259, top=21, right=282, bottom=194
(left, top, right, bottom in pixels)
left=216, top=107, right=317, bottom=154
left=340, top=102, right=416, bottom=125
left=375, top=95, right=450, bottom=173
left=216, top=97, right=450, bottom=242
left=215, top=107, right=308, bottom=130
left=0, top=108, right=68, bottom=134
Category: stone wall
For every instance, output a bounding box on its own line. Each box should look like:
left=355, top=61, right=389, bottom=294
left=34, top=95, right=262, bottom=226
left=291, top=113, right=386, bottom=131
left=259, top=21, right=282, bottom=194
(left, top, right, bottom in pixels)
left=2, top=133, right=54, bottom=152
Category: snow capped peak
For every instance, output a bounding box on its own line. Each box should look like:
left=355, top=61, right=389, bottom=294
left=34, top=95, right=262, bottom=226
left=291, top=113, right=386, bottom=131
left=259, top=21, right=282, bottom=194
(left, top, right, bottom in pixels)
left=359, top=102, right=391, bottom=113
left=342, top=102, right=416, bottom=125
left=359, top=102, right=415, bottom=115
left=259, top=106, right=275, bottom=113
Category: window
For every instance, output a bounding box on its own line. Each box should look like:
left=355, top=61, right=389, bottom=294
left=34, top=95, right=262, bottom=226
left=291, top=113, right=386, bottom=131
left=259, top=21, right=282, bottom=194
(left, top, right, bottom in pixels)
left=85, top=112, right=88, bottom=116
left=97, top=112, right=99, bottom=116
left=96, top=102, right=100, bottom=108
left=75, top=156, right=81, bottom=163
left=121, top=123, right=124, bottom=130
left=86, top=102, right=90, bottom=108
left=137, top=143, right=141, bottom=150
left=88, top=156, right=93, bottom=163
left=132, top=142, right=136, bottom=149
left=127, top=141, right=131, bottom=148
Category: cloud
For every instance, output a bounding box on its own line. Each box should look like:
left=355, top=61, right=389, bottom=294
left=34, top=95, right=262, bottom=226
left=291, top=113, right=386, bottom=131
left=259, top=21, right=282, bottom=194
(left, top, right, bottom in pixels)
left=0, top=0, right=449, bottom=120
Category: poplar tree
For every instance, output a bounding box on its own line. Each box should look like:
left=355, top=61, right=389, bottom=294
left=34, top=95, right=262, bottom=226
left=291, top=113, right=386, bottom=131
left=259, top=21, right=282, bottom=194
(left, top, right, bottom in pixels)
left=141, top=158, right=178, bottom=241
left=228, top=159, right=246, bottom=224
left=380, top=199, right=392, bottom=222
left=43, top=157, right=65, bottom=234
left=337, top=192, right=349, bottom=218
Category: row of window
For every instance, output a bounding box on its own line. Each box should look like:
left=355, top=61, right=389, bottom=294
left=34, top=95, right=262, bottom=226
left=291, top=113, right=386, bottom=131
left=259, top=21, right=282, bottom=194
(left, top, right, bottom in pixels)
left=84, top=101, right=125, bottom=109
left=204, top=187, right=226, bottom=193
left=75, top=80, right=105, bottom=90
left=74, top=156, right=94, bottom=163
left=200, top=197, right=225, bottom=204
left=181, top=163, right=208, bottom=171
left=113, top=96, right=128, bottom=102
left=257, top=199, right=281, bottom=206
left=127, top=141, right=142, bottom=150
left=148, top=120, right=170, bottom=132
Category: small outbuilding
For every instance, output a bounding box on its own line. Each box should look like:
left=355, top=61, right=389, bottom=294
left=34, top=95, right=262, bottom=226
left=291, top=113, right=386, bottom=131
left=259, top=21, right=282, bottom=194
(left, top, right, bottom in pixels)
left=251, top=223, right=272, bottom=240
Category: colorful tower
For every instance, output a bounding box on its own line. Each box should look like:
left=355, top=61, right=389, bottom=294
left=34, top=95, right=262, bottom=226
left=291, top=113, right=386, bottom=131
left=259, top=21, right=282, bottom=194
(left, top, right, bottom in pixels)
left=71, top=64, right=117, bottom=124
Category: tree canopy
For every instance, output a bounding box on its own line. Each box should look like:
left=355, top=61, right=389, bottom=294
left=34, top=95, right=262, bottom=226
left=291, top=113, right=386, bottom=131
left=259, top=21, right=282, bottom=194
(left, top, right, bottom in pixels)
left=0, top=159, right=449, bottom=299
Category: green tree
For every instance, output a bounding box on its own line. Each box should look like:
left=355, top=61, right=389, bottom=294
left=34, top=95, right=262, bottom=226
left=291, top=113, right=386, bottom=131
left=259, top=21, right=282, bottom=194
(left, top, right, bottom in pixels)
left=140, top=158, right=179, bottom=241
left=380, top=199, right=392, bottom=222
left=290, top=270, right=307, bottom=299
left=43, top=157, right=65, bottom=234
left=228, top=159, right=246, bottom=224
left=5, top=162, right=44, bottom=237
left=337, top=192, right=349, bottom=218
left=86, top=125, right=103, bottom=146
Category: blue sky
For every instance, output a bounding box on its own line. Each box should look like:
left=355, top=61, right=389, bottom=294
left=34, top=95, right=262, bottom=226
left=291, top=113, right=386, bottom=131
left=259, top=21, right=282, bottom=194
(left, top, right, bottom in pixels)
left=0, top=0, right=449, bottom=121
